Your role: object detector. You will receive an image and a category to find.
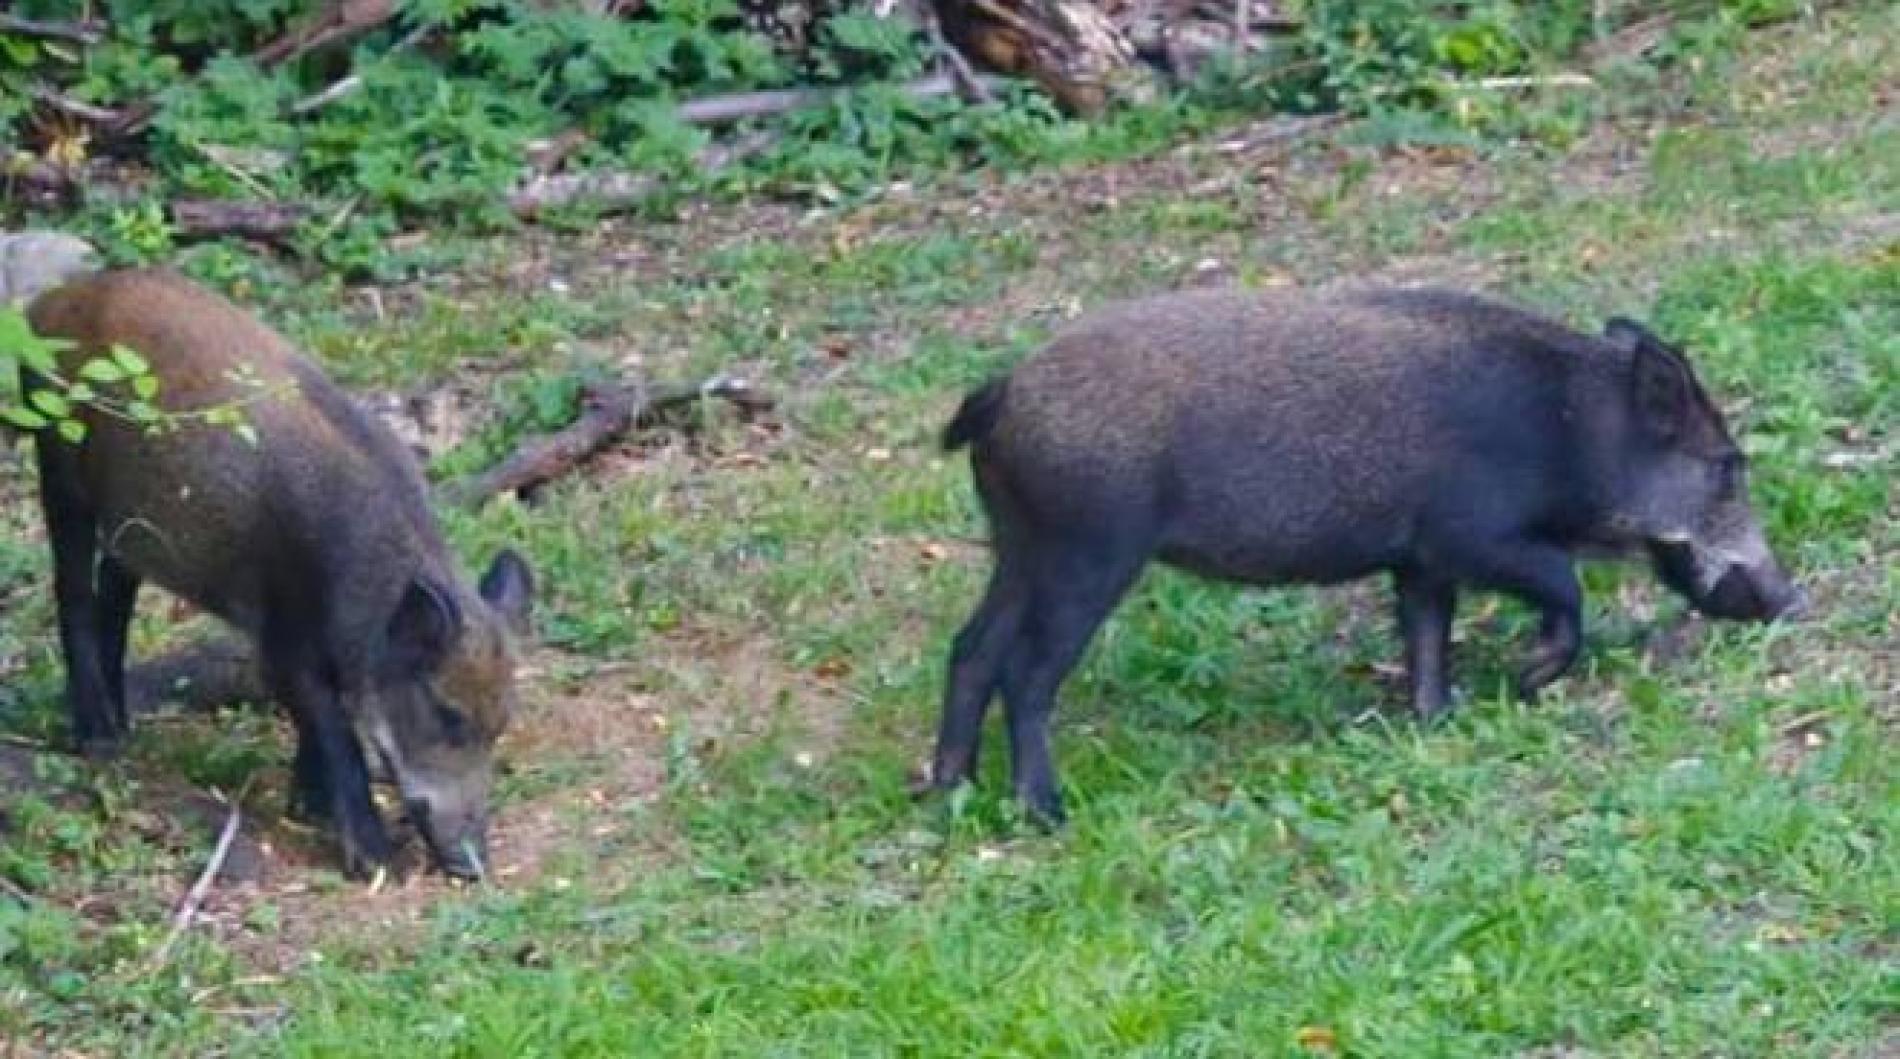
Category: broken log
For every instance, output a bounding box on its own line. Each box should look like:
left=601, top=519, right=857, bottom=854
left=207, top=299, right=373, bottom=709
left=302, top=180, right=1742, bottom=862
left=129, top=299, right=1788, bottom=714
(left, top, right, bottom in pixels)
left=127, top=637, right=267, bottom=717
left=443, top=375, right=775, bottom=509
left=934, top=0, right=1141, bottom=114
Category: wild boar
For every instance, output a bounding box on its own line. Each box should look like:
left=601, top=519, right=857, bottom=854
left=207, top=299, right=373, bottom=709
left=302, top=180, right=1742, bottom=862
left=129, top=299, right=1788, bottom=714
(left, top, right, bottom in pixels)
left=929, top=285, right=1803, bottom=823
left=24, top=268, right=534, bottom=879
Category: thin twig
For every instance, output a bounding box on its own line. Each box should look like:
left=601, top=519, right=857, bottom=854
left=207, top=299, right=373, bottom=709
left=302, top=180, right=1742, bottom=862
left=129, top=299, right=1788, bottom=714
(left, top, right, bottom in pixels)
left=144, top=794, right=244, bottom=973
left=1462, top=72, right=1598, bottom=90
left=0, top=14, right=106, bottom=45
left=0, top=874, right=37, bottom=905
left=926, top=9, right=996, bottom=105
left=26, top=82, right=126, bottom=125
left=288, top=20, right=435, bottom=117
left=192, top=143, right=276, bottom=200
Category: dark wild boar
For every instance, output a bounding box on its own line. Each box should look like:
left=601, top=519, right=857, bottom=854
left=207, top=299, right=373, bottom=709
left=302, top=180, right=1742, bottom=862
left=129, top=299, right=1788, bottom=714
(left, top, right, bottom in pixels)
left=24, top=268, right=534, bottom=880
left=930, top=285, right=1803, bottom=823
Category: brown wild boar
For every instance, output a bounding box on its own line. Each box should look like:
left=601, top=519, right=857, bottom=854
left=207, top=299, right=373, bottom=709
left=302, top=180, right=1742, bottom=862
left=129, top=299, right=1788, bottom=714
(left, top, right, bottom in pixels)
left=24, top=268, right=533, bottom=880
left=929, top=285, right=1804, bottom=823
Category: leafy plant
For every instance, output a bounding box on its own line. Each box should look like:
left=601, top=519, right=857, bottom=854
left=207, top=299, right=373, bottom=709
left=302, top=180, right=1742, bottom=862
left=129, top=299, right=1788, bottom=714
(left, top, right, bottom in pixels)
left=0, top=305, right=266, bottom=446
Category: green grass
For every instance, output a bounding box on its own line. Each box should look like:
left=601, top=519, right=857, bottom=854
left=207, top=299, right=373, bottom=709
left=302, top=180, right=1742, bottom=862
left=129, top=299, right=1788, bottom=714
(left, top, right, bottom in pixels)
left=1, top=6, right=1896, bottom=1056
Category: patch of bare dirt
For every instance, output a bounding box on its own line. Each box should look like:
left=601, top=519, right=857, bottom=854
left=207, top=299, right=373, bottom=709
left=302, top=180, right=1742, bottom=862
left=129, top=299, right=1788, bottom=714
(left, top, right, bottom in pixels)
left=114, top=624, right=860, bottom=976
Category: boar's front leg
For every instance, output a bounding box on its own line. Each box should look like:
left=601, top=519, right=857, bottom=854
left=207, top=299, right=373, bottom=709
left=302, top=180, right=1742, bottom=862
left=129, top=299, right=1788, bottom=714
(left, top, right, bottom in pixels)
left=35, top=444, right=125, bottom=757
left=94, top=555, right=141, bottom=735
left=1447, top=539, right=1583, bottom=701
left=1394, top=568, right=1458, bottom=719
left=267, top=650, right=392, bottom=879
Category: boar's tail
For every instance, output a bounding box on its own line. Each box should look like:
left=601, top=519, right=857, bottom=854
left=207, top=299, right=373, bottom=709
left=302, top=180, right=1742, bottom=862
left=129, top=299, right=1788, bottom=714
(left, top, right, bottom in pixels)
left=942, top=377, right=1008, bottom=452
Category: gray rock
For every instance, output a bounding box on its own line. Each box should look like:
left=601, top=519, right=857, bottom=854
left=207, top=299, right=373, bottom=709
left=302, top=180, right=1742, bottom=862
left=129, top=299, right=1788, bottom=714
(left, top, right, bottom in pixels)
left=0, top=231, right=99, bottom=306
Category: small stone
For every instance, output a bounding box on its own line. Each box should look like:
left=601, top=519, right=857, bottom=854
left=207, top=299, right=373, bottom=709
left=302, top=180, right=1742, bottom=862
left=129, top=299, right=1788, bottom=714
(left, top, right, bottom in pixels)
left=1, top=231, right=98, bottom=305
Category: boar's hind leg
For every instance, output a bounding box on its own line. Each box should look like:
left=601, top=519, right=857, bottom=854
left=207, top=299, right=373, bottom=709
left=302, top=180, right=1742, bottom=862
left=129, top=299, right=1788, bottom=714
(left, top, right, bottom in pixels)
left=267, top=652, right=392, bottom=878
left=999, top=545, right=1145, bottom=826
left=1394, top=569, right=1457, bottom=720
left=1446, top=539, right=1583, bottom=701
left=930, top=556, right=1031, bottom=792
left=95, top=556, right=141, bottom=735
left=34, top=445, right=125, bottom=757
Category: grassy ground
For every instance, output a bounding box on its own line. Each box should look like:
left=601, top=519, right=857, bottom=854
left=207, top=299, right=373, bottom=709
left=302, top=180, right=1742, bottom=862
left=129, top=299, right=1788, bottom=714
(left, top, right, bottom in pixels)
left=1, top=6, right=1895, bottom=1056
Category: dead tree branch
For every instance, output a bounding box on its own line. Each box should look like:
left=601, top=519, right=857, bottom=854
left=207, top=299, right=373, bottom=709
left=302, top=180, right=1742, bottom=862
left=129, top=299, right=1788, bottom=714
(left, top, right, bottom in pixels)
left=0, top=14, right=106, bottom=46
left=675, top=71, right=1002, bottom=125
left=288, top=20, right=436, bottom=116
left=143, top=797, right=243, bottom=974
left=128, top=637, right=266, bottom=717
left=253, top=0, right=401, bottom=69
left=26, top=83, right=126, bottom=126
left=170, top=199, right=312, bottom=242
left=445, top=375, right=775, bottom=509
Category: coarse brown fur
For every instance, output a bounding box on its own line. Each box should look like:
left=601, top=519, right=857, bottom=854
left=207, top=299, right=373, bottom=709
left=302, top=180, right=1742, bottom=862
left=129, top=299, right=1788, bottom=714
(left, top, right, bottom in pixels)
left=25, top=268, right=534, bottom=879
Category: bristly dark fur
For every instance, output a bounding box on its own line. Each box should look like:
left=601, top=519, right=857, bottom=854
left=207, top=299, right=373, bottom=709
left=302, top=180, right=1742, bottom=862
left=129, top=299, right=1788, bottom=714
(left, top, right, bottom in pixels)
left=924, top=283, right=1798, bottom=827
left=942, top=377, right=1008, bottom=451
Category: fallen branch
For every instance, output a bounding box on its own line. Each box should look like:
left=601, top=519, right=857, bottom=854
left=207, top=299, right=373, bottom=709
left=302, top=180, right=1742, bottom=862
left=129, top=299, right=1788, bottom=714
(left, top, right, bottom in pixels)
left=288, top=20, right=436, bottom=117
left=128, top=637, right=266, bottom=717
left=524, top=128, right=593, bottom=176
left=1460, top=72, right=1598, bottom=90
left=26, top=83, right=126, bottom=126
left=78, top=0, right=401, bottom=139
left=0, top=874, right=36, bottom=906
left=253, top=0, right=401, bottom=69
left=170, top=199, right=312, bottom=242
left=924, top=7, right=998, bottom=104
left=675, top=71, right=1002, bottom=125
left=507, top=128, right=776, bottom=217
left=144, top=797, right=242, bottom=974
left=0, top=14, right=106, bottom=46
left=444, top=375, right=775, bottom=508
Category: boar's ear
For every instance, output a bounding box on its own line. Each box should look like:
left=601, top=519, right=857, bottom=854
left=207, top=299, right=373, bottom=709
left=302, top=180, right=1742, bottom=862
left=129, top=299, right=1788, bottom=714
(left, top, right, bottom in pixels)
left=1602, top=317, right=1655, bottom=352
left=387, top=577, right=462, bottom=673
left=479, top=549, right=534, bottom=637
left=1629, top=330, right=1695, bottom=442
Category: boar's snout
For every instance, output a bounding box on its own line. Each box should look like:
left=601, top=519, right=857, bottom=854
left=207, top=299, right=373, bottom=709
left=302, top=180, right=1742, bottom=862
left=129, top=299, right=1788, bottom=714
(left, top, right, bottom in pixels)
left=407, top=796, right=491, bottom=881
left=1647, top=538, right=1805, bottom=624
left=1701, top=559, right=1807, bottom=623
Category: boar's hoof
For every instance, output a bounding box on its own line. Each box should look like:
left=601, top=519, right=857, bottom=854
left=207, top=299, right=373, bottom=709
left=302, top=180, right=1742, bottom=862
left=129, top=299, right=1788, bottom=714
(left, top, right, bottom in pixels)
left=1016, top=791, right=1067, bottom=831
left=338, top=828, right=395, bottom=882
left=907, top=771, right=953, bottom=801
left=76, top=733, right=126, bottom=761
left=1774, top=588, right=1812, bottom=622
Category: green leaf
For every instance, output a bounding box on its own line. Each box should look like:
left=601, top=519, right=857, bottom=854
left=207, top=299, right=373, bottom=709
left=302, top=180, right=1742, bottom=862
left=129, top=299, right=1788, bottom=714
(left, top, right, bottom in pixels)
left=29, top=390, right=71, bottom=419
left=110, top=346, right=150, bottom=376
left=56, top=419, right=87, bottom=444
left=133, top=376, right=160, bottom=401
left=79, top=359, right=126, bottom=383
left=2, top=407, right=49, bottom=431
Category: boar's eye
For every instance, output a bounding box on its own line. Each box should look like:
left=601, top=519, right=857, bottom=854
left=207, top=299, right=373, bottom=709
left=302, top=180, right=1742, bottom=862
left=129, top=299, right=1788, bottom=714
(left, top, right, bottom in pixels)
left=435, top=705, right=473, bottom=746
